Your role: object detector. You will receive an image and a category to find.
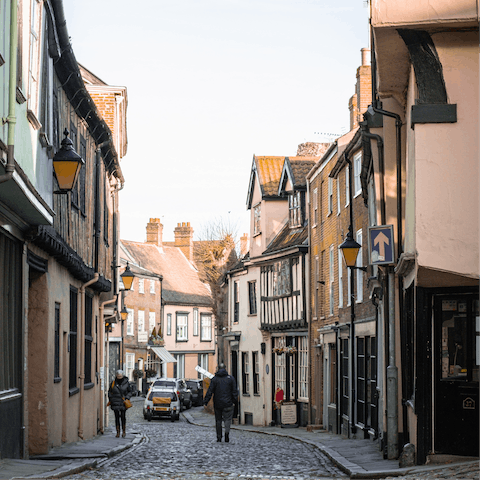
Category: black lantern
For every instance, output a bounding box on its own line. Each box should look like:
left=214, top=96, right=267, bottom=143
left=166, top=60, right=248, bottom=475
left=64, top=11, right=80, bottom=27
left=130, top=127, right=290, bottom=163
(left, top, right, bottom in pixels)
left=120, top=306, right=129, bottom=321
left=120, top=262, right=135, bottom=291
left=52, top=129, right=84, bottom=193
left=339, top=226, right=362, bottom=268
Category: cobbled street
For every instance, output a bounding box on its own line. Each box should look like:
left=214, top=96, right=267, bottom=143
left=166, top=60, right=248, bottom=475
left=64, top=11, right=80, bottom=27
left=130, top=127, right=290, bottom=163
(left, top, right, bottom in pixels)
left=65, top=399, right=346, bottom=480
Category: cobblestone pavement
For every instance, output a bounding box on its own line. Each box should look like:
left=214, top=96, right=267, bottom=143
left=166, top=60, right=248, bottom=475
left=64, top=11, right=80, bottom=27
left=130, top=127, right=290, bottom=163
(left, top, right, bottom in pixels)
left=385, top=461, right=480, bottom=480
left=65, top=402, right=346, bottom=480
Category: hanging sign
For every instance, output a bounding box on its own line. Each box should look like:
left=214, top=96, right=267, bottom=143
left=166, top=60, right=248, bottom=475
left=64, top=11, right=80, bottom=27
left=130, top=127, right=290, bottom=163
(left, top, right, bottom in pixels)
left=368, top=225, right=395, bottom=265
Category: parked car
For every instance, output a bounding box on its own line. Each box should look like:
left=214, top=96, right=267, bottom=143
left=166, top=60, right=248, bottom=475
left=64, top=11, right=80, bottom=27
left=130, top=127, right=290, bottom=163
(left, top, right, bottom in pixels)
left=186, top=379, right=204, bottom=406
left=150, top=378, right=193, bottom=409
left=143, top=388, right=180, bottom=422
left=128, top=381, right=139, bottom=397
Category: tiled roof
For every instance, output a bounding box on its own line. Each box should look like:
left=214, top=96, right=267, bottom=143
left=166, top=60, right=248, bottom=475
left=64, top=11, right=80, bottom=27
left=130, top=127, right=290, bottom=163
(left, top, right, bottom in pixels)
left=255, top=156, right=285, bottom=197
left=263, top=222, right=309, bottom=255
left=120, top=240, right=213, bottom=306
left=286, top=157, right=318, bottom=187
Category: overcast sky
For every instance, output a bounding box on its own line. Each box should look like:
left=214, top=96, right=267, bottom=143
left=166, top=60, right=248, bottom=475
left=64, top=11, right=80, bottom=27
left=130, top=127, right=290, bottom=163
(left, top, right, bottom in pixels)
left=63, top=0, right=369, bottom=243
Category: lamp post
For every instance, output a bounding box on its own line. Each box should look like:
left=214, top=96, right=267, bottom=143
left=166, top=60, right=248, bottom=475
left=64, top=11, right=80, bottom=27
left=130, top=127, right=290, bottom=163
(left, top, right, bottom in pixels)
left=53, top=129, right=85, bottom=193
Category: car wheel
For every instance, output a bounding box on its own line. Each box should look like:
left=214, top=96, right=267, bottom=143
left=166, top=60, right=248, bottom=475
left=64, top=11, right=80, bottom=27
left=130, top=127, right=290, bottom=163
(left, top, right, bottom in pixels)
left=187, top=399, right=192, bottom=409
left=147, top=412, right=152, bottom=422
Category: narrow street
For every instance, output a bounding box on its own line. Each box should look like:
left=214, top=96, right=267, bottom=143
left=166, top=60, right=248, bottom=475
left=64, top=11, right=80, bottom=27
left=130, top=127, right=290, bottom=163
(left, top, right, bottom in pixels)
left=65, top=399, right=346, bottom=480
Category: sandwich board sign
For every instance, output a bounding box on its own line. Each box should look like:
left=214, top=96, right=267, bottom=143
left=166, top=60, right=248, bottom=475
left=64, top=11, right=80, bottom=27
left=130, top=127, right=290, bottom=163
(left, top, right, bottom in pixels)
left=368, top=225, right=395, bottom=266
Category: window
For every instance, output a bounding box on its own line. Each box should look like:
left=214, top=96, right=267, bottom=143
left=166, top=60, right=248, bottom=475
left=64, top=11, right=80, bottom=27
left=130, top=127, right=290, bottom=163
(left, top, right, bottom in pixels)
left=289, top=344, right=296, bottom=401
left=149, top=311, right=156, bottom=334
left=242, top=352, right=250, bottom=395
left=150, top=280, right=155, bottom=294
left=347, top=267, right=352, bottom=307
left=253, top=351, right=260, bottom=395
left=274, top=338, right=286, bottom=398
left=338, top=250, right=344, bottom=308
left=234, top=282, right=239, bottom=323
left=54, top=303, right=60, bottom=381
left=356, top=230, right=363, bottom=303
left=69, top=287, right=78, bottom=392
left=138, top=310, right=145, bottom=334
left=345, top=166, right=350, bottom=207
left=126, top=308, right=134, bottom=336
left=138, top=279, right=145, bottom=294
left=289, top=191, right=302, bottom=227
left=329, top=245, right=334, bottom=315
left=314, top=256, right=319, bottom=318
left=313, top=188, right=318, bottom=226
left=78, top=137, right=86, bottom=214
left=176, top=314, right=188, bottom=341
left=354, top=152, right=362, bottom=196
left=341, top=339, right=349, bottom=414
left=253, top=204, right=261, bottom=235
left=248, top=281, right=257, bottom=315
left=193, top=308, right=199, bottom=336
left=103, top=180, right=109, bottom=244
left=70, top=123, right=79, bottom=208
left=328, top=178, right=333, bottom=215
left=167, top=313, right=172, bottom=336
left=337, top=178, right=341, bottom=215
left=299, top=337, right=308, bottom=399
left=28, top=0, right=41, bottom=116
left=200, top=314, right=212, bottom=341
left=126, top=353, right=135, bottom=381
left=174, top=354, right=185, bottom=378
left=84, top=294, right=93, bottom=385
left=272, top=260, right=291, bottom=297
left=198, top=353, right=208, bottom=379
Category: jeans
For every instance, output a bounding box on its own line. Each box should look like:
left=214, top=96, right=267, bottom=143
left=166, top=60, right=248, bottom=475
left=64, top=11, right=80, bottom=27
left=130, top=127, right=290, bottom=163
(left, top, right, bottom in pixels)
left=214, top=405, right=234, bottom=439
left=114, top=409, right=126, bottom=429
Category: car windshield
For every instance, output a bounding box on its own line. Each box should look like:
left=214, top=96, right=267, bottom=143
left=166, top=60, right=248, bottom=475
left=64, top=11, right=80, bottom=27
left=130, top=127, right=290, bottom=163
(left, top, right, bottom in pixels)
left=153, top=381, right=176, bottom=388
left=186, top=381, right=199, bottom=388
left=148, top=391, right=176, bottom=401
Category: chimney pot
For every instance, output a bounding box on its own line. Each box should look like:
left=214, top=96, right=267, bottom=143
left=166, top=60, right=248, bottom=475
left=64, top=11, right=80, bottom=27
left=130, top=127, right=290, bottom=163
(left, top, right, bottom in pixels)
left=361, top=48, right=370, bottom=66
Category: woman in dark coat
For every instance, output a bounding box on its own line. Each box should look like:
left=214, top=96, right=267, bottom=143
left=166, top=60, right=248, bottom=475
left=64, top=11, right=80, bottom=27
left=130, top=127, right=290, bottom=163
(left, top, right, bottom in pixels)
left=108, top=370, right=132, bottom=437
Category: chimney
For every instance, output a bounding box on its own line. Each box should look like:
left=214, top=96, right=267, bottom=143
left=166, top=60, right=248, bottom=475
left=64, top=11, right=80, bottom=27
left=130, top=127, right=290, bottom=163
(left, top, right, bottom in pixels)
left=356, top=47, right=372, bottom=121
left=349, top=93, right=359, bottom=130
left=174, top=222, right=194, bottom=262
left=146, top=218, right=163, bottom=246
left=240, top=233, right=249, bottom=257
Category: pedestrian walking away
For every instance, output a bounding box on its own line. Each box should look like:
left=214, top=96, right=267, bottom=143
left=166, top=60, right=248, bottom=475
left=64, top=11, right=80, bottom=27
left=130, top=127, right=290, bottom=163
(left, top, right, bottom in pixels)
left=203, top=363, right=238, bottom=443
left=108, top=369, right=133, bottom=438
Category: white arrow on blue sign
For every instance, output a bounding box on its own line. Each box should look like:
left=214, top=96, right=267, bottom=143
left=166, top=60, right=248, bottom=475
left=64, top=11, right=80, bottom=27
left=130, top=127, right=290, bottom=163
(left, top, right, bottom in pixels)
left=368, top=225, right=395, bottom=265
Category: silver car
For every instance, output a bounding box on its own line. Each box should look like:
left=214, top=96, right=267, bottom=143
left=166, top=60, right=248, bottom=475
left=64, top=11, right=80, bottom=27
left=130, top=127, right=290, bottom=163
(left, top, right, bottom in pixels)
left=143, top=387, right=180, bottom=422
left=150, top=378, right=193, bottom=410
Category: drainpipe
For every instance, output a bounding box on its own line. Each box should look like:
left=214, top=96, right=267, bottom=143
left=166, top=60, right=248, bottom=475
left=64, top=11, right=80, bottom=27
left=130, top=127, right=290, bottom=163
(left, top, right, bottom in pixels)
left=306, top=179, right=313, bottom=427
left=99, top=295, right=118, bottom=433
left=78, top=273, right=99, bottom=439
left=0, top=0, right=18, bottom=185
left=370, top=29, right=401, bottom=459
left=95, top=142, right=110, bottom=272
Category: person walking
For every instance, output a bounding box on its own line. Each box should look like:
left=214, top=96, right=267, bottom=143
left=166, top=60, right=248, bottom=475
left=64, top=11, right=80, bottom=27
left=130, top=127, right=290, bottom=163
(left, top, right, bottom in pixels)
left=203, top=363, right=238, bottom=443
left=108, top=370, right=133, bottom=438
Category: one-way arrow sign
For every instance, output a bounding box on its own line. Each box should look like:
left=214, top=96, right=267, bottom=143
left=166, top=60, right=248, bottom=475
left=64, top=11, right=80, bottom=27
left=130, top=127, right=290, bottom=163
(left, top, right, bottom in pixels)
left=368, top=225, right=395, bottom=265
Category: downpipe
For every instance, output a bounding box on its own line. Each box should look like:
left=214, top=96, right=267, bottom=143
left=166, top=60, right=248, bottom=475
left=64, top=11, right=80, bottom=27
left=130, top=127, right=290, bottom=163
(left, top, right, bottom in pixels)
left=0, top=0, right=18, bottom=185
left=78, top=273, right=99, bottom=439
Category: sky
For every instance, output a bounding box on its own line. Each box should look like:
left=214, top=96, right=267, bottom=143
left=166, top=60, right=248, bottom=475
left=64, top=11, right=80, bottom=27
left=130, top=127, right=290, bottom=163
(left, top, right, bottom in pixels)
left=63, top=0, right=370, bottom=243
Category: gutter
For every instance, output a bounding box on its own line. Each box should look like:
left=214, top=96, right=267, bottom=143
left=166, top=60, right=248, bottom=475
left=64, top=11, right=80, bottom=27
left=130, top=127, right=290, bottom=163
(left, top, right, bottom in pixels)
left=0, top=0, right=18, bottom=185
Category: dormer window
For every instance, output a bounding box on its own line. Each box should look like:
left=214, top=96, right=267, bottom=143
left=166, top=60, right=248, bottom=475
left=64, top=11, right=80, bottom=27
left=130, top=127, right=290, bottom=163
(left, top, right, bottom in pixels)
left=289, top=191, right=302, bottom=228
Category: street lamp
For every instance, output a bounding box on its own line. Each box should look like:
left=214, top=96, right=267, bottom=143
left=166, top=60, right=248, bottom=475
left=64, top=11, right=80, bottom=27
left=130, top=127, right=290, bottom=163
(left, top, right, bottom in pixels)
left=53, top=129, right=85, bottom=193
left=120, top=306, right=128, bottom=321
left=339, top=225, right=367, bottom=271
left=120, top=262, right=135, bottom=291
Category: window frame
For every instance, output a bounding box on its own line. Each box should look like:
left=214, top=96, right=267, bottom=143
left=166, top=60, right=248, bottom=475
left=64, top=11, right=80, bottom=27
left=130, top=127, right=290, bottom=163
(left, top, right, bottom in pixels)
left=150, top=280, right=155, bottom=294
left=328, top=178, right=333, bottom=215
left=298, top=336, right=308, bottom=400
left=200, top=313, right=212, bottom=341
left=84, top=293, right=93, bottom=386
left=345, top=166, right=350, bottom=207
left=137, top=310, right=145, bottom=334
left=138, top=278, right=145, bottom=294
left=338, top=249, right=344, bottom=308
left=193, top=308, right=199, bottom=336
left=253, top=203, right=261, bottom=235
left=356, top=229, right=363, bottom=303
left=312, top=187, right=318, bottom=227
left=149, top=311, right=156, bottom=334
left=242, top=351, right=250, bottom=395
left=54, top=302, right=61, bottom=382
left=329, top=245, right=335, bottom=315
left=126, top=308, right=134, bottom=336
left=353, top=152, right=362, bottom=197
left=289, top=191, right=302, bottom=227
left=69, top=286, right=78, bottom=394
left=248, top=281, right=257, bottom=315
left=176, top=313, right=188, bottom=342
left=233, top=282, right=239, bottom=323
left=252, top=351, right=260, bottom=395
left=167, top=313, right=172, bottom=336
left=336, top=177, right=341, bottom=215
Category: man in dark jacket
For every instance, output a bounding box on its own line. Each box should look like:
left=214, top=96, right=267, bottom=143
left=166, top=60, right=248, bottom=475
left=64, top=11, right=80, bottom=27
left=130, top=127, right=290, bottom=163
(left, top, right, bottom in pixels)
left=203, top=363, right=238, bottom=442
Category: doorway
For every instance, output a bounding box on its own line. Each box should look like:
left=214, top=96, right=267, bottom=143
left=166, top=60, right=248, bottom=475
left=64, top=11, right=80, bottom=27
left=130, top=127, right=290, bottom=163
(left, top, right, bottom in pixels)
left=434, top=294, right=479, bottom=456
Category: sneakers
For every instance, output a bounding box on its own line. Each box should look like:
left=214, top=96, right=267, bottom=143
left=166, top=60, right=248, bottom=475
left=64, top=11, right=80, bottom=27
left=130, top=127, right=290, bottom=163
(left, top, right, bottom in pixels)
left=225, top=433, right=229, bottom=443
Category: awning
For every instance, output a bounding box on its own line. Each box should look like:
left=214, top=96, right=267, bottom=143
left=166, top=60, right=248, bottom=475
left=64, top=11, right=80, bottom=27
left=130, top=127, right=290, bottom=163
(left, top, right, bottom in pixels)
left=150, top=346, right=177, bottom=363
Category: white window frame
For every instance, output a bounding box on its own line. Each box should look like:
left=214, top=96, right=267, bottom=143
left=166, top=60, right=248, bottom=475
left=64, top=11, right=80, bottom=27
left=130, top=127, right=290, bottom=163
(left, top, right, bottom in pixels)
left=176, top=313, right=188, bottom=342
left=353, top=152, right=362, bottom=197
left=150, top=280, right=155, bottom=294
left=126, top=308, right=134, bottom=336
left=175, top=354, right=185, bottom=378
left=298, top=336, right=308, bottom=401
left=138, top=310, right=145, bottom=333
left=242, top=351, right=250, bottom=395
left=199, top=353, right=208, bottom=379
left=138, top=278, right=145, bottom=294
left=338, top=250, right=344, bottom=308
left=149, top=311, right=156, bottom=334
left=167, top=313, right=172, bottom=336
left=274, top=337, right=286, bottom=397
left=329, top=245, right=334, bottom=315
left=328, top=178, right=333, bottom=215
left=126, top=353, right=135, bottom=381
left=193, top=308, right=199, bottom=336
left=289, top=191, right=302, bottom=227
left=313, top=187, right=318, bottom=227
left=356, top=229, right=363, bottom=303
left=345, top=166, right=350, bottom=207
left=200, top=314, right=212, bottom=341
left=28, top=0, right=42, bottom=116
left=337, top=178, right=341, bottom=215
left=347, top=267, right=352, bottom=306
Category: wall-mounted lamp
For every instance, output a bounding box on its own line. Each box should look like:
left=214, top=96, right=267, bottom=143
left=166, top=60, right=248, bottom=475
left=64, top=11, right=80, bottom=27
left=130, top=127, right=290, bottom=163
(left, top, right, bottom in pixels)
left=120, top=262, right=135, bottom=291
left=53, top=129, right=85, bottom=193
left=339, top=225, right=367, bottom=271
left=120, top=306, right=128, bottom=321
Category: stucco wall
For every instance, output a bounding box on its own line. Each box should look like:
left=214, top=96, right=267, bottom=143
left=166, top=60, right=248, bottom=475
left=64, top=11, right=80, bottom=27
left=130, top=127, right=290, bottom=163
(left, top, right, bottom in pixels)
left=414, top=33, right=479, bottom=278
